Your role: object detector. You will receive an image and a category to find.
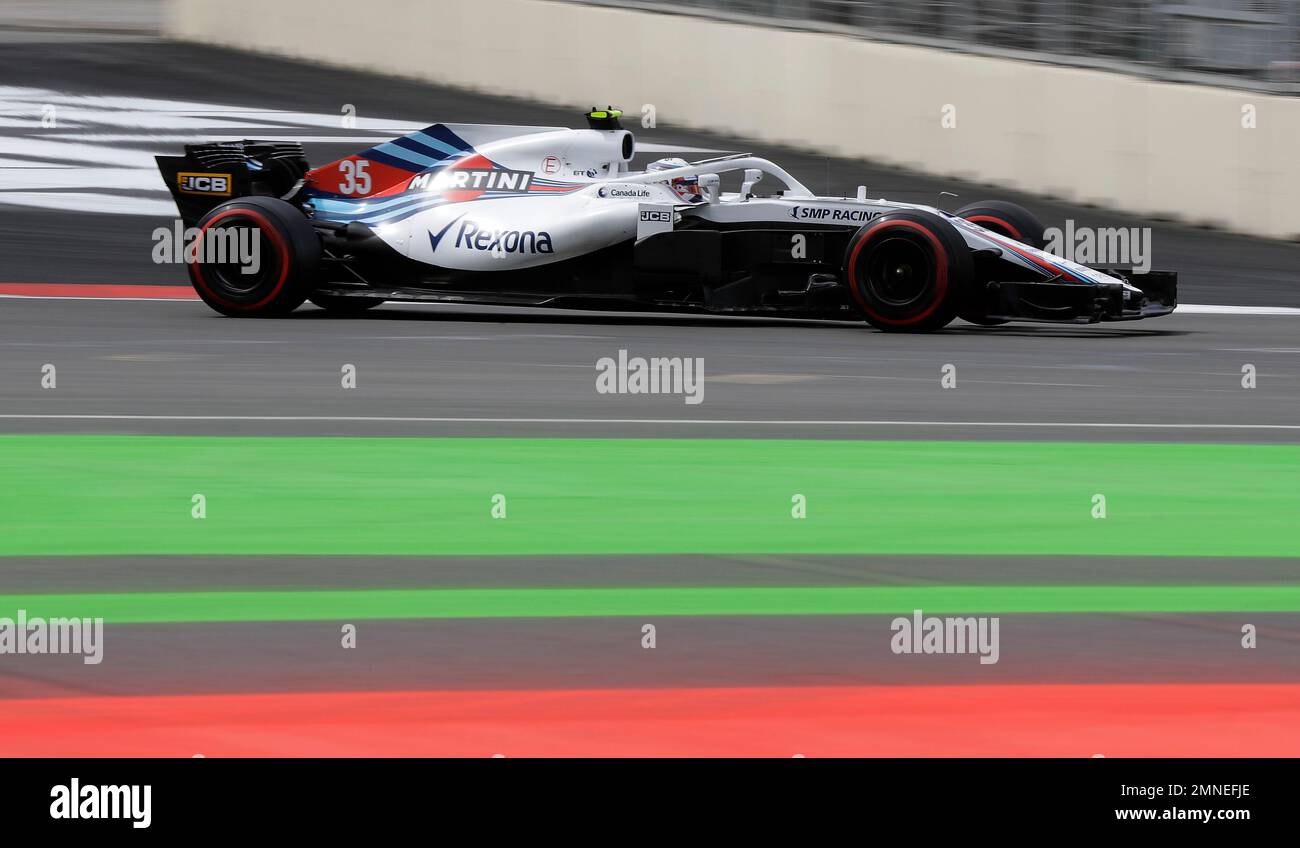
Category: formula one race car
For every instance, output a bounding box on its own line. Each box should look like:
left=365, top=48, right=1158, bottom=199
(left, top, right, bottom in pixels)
left=156, top=108, right=1176, bottom=331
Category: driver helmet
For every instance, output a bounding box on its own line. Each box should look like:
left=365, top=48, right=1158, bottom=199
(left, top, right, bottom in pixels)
left=647, top=157, right=704, bottom=203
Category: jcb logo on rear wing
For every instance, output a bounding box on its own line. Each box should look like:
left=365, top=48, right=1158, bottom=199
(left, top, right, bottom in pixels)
left=177, top=172, right=232, bottom=196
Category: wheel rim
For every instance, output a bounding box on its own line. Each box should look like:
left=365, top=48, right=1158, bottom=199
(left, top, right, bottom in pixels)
left=201, top=215, right=279, bottom=298
left=863, top=236, right=933, bottom=307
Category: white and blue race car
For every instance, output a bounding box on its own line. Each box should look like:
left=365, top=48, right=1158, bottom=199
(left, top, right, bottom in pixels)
left=157, top=108, right=1175, bottom=331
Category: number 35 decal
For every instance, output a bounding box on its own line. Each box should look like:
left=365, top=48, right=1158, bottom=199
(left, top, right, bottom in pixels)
left=338, top=159, right=372, bottom=195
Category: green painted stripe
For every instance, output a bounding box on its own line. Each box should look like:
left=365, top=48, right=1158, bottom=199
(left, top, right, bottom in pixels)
left=1, top=435, right=1298, bottom=557
left=2, top=585, right=1298, bottom=623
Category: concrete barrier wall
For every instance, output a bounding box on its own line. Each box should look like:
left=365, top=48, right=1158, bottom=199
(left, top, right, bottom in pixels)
left=166, top=0, right=1300, bottom=238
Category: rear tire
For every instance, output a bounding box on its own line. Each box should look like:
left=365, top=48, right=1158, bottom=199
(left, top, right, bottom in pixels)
left=188, top=196, right=319, bottom=317
left=842, top=210, right=971, bottom=333
left=954, top=200, right=1046, bottom=326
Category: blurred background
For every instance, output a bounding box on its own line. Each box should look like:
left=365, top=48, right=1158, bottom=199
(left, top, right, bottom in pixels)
left=598, top=0, right=1300, bottom=90
left=3, top=0, right=1299, bottom=238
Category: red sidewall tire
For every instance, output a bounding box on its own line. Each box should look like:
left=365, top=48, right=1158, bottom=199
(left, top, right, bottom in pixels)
left=954, top=200, right=1046, bottom=249
left=843, top=211, right=971, bottom=333
left=187, top=197, right=319, bottom=317
left=952, top=200, right=1046, bottom=325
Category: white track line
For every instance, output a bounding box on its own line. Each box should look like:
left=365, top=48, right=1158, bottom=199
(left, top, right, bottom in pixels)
left=0, top=414, right=1296, bottom=430
left=1176, top=304, right=1300, bottom=316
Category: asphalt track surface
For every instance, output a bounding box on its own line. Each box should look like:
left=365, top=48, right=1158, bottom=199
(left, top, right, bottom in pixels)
left=0, top=299, right=1298, bottom=441
left=0, top=30, right=1298, bottom=757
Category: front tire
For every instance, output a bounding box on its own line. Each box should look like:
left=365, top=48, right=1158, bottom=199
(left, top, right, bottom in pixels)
left=954, top=200, right=1046, bottom=326
left=954, top=200, right=1046, bottom=248
left=842, top=210, right=972, bottom=333
left=188, top=196, right=319, bottom=317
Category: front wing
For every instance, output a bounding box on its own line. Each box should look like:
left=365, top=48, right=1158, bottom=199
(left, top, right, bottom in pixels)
left=976, top=269, right=1177, bottom=323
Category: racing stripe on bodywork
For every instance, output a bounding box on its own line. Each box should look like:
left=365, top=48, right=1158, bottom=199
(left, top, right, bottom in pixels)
left=306, top=131, right=588, bottom=224
left=303, top=123, right=476, bottom=199
left=309, top=180, right=587, bottom=225
left=969, top=225, right=1093, bottom=283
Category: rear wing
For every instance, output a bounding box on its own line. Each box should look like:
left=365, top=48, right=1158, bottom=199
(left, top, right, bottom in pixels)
left=156, top=140, right=309, bottom=227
